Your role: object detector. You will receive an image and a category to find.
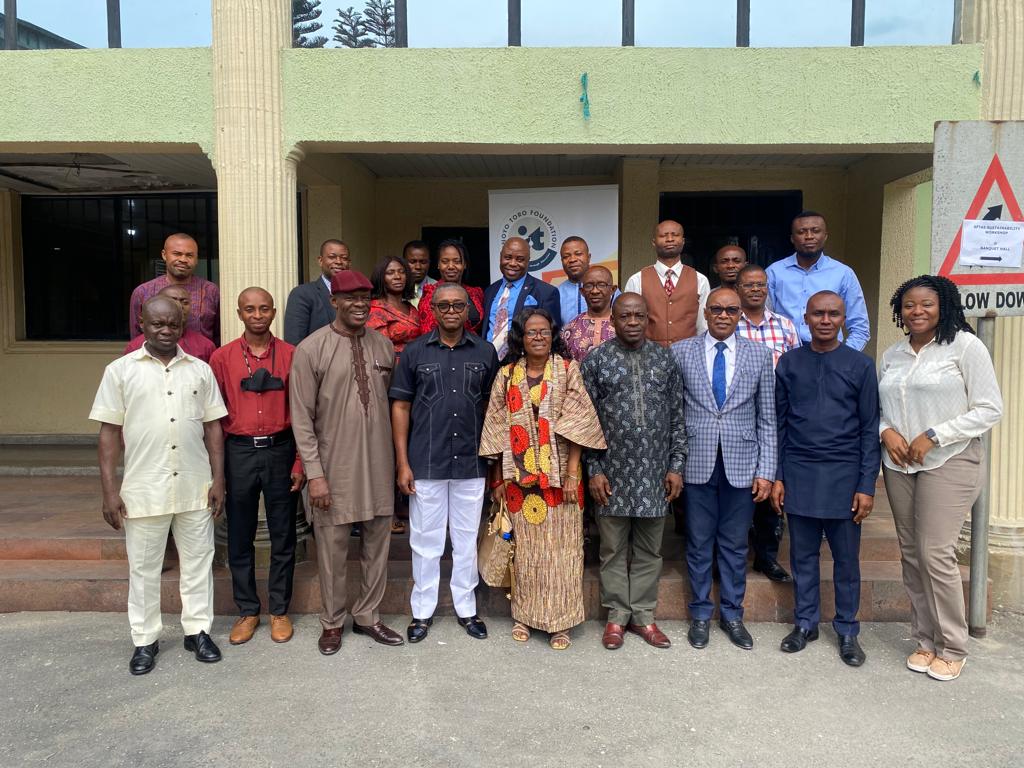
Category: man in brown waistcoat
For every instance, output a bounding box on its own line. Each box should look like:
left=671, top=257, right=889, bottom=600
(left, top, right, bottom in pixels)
left=624, top=220, right=710, bottom=347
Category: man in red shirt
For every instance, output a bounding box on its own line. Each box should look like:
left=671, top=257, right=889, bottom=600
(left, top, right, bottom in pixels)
left=124, top=284, right=217, bottom=363
left=209, top=287, right=305, bottom=645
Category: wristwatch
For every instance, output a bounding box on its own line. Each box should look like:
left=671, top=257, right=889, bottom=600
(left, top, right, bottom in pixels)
left=925, top=428, right=938, bottom=444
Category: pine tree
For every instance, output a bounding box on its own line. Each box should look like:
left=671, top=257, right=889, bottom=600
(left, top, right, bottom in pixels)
left=332, top=6, right=374, bottom=48
left=362, top=0, right=396, bottom=48
left=292, top=0, right=327, bottom=48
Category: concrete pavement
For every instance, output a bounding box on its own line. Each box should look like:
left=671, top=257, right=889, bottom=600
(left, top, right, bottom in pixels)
left=1, top=611, right=1022, bottom=768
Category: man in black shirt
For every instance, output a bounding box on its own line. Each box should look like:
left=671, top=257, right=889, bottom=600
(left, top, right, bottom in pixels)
left=390, top=283, right=498, bottom=644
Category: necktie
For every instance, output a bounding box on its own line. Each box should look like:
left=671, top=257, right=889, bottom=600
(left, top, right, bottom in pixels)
left=491, top=282, right=512, bottom=359
left=664, top=270, right=675, bottom=296
left=712, top=341, right=727, bottom=409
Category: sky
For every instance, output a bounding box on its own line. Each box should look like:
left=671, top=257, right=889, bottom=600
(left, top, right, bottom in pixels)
left=14, top=0, right=955, bottom=49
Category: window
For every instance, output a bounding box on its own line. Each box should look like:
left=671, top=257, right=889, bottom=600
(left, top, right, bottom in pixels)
left=750, top=0, right=853, bottom=47
left=865, top=0, right=954, bottom=46
left=21, top=194, right=218, bottom=341
left=635, top=0, right=737, bottom=47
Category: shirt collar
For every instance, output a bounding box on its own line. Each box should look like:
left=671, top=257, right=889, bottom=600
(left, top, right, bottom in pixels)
left=654, top=260, right=683, bottom=280
left=321, top=274, right=331, bottom=290
left=785, top=252, right=832, bottom=272
left=740, top=308, right=779, bottom=328
left=132, top=343, right=190, bottom=365
left=503, top=274, right=528, bottom=290
left=425, top=327, right=473, bottom=348
left=704, top=332, right=736, bottom=353
left=239, top=334, right=276, bottom=358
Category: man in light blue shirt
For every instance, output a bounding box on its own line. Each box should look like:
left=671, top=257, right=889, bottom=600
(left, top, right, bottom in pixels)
left=766, top=211, right=870, bottom=351
left=557, top=235, right=620, bottom=326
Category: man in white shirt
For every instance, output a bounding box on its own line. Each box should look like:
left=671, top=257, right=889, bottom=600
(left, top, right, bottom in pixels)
left=624, top=220, right=710, bottom=347
left=91, top=295, right=228, bottom=675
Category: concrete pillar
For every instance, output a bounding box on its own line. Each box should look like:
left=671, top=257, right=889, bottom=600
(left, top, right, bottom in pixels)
left=960, top=0, right=1024, bottom=606
left=617, top=158, right=660, bottom=284
left=210, top=0, right=310, bottom=567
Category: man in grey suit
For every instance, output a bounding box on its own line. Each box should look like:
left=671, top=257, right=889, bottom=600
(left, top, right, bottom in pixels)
left=671, top=287, right=776, bottom=651
left=284, top=240, right=351, bottom=345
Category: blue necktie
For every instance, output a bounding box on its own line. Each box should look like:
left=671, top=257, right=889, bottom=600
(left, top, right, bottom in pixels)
left=712, top=341, right=727, bottom=409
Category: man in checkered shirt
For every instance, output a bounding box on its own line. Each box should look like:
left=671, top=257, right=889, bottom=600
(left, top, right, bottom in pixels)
left=735, top=264, right=799, bottom=583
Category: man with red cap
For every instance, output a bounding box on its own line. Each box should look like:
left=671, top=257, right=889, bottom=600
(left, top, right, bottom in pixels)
left=290, top=269, right=404, bottom=655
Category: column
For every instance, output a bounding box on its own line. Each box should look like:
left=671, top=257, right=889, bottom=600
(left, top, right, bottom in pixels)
left=617, top=158, right=661, bottom=284
left=960, top=0, right=1024, bottom=606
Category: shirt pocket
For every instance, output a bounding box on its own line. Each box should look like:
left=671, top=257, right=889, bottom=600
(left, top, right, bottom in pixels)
left=184, top=383, right=206, bottom=421
left=416, top=363, right=443, bottom=406
left=463, top=361, right=487, bottom=401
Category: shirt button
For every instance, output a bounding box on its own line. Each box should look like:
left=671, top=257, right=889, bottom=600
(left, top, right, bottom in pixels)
left=171, top=445, right=176, bottom=450
left=454, top=432, right=458, bottom=437
left=167, top=391, right=173, bottom=395
left=172, top=472, right=178, bottom=477
left=668, top=321, right=673, bottom=325
left=452, top=389, right=457, bottom=393
left=170, top=418, right=176, bottom=422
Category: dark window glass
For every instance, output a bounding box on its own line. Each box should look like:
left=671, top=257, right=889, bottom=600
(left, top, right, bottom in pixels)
left=22, top=193, right=217, bottom=341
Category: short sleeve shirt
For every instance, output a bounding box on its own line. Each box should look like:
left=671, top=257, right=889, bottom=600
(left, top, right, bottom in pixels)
left=389, top=330, right=498, bottom=480
left=89, top=346, right=228, bottom=518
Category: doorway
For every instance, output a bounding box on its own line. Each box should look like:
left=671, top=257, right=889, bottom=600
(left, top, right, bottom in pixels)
left=421, top=226, right=491, bottom=289
left=659, top=191, right=803, bottom=282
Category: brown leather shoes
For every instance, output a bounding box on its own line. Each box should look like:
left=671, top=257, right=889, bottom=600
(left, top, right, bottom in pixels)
left=627, top=622, right=671, bottom=648
left=352, top=621, right=405, bottom=646
left=270, top=614, right=293, bottom=643
left=229, top=615, right=260, bottom=645
left=318, top=627, right=343, bottom=655
left=602, top=622, right=626, bottom=650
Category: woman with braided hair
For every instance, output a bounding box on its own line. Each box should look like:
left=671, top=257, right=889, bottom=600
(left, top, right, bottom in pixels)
left=878, top=274, right=1002, bottom=681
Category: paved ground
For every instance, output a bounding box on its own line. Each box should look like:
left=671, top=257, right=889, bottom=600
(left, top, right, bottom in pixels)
left=2, top=612, right=1022, bottom=768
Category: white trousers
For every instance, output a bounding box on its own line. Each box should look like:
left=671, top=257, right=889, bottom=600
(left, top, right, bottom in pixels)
left=124, top=508, right=215, bottom=646
left=409, top=478, right=486, bottom=620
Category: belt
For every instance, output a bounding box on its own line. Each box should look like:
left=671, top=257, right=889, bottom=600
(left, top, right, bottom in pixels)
left=227, top=429, right=292, bottom=448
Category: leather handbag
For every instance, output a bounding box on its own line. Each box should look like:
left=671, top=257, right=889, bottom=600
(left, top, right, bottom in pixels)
left=478, top=496, right=515, bottom=589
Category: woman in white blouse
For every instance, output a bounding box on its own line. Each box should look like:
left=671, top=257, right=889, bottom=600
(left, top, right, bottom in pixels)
left=878, top=275, right=1002, bottom=682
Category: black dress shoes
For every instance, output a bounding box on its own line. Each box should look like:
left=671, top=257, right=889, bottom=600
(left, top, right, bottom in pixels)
left=407, top=617, right=433, bottom=643
left=129, top=641, right=159, bottom=675
left=719, top=618, right=754, bottom=650
left=352, top=621, right=405, bottom=646
left=457, top=615, right=488, bottom=640
left=183, top=631, right=222, bottom=663
left=753, top=558, right=792, bottom=583
left=687, top=619, right=710, bottom=649
left=780, top=626, right=819, bottom=653
left=838, top=634, right=866, bottom=667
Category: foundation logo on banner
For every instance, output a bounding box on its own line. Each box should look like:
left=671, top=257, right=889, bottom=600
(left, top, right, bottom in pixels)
left=500, top=208, right=559, bottom=272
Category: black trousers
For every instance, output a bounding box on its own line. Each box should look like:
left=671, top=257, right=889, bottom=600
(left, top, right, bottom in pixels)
left=225, top=436, right=298, bottom=616
left=750, top=499, right=783, bottom=563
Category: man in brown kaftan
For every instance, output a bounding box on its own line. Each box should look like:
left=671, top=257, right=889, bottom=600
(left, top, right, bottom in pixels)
left=290, top=270, right=405, bottom=655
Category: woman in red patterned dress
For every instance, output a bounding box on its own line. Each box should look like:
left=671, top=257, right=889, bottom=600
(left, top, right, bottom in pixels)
left=418, top=240, right=485, bottom=335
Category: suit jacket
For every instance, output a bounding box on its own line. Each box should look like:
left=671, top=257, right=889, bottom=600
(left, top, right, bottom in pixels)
left=481, top=274, right=562, bottom=340
left=671, top=333, right=777, bottom=487
left=284, top=278, right=334, bottom=347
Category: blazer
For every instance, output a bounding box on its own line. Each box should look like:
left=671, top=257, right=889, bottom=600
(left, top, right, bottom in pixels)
left=481, top=274, right=562, bottom=340
left=670, top=333, right=777, bottom=487
left=283, top=278, right=334, bottom=347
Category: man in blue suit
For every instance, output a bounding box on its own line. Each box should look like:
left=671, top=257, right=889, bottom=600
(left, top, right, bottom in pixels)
left=482, top=236, right=561, bottom=359
left=671, top=287, right=776, bottom=651
left=283, top=240, right=350, bottom=346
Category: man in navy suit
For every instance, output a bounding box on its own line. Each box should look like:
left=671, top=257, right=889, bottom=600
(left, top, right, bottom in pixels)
left=283, top=240, right=350, bottom=346
left=671, top=287, right=776, bottom=651
left=482, top=237, right=561, bottom=359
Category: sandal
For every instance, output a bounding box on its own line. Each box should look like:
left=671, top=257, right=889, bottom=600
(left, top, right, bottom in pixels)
left=512, top=622, right=531, bottom=642
left=549, top=631, right=571, bottom=651
left=391, top=519, right=406, bottom=535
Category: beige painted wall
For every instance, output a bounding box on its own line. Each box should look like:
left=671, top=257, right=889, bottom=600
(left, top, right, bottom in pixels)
left=300, top=154, right=378, bottom=276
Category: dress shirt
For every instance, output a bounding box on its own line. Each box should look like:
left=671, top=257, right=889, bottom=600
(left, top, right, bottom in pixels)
left=124, top=328, right=216, bottom=363
left=411, top=275, right=437, bottom=309
left=878, top=331, right=1003, bottom=473
left=765, top=253, right=870, bottom=350
left=321, top=274, right=331, bottom=292
left=735, top=309, right=799, bottom=369
left=89, top=346, right=227, bottom=518
left=389, top=329, right=498, bottom=480
left=703, top=332, right=736, bottom=392
left=624, top=260, right=710, bottom=333
left=486, top=274, right=528, bottom=342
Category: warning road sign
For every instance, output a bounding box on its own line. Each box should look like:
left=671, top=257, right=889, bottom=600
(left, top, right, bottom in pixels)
left=932, top=121, right=1024, bottom=317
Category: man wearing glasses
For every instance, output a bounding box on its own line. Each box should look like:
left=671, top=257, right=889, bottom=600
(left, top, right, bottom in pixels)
left=560, top=265, right=619, bottom=363
left=735, top=264, right=799, bottom=584
left=671, top=287, right=776, bottom=652
left=390, top=283, right=498, bottom=644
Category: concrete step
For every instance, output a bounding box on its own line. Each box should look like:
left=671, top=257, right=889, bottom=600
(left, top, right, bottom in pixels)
left=0, top=557, right=986, bottom=623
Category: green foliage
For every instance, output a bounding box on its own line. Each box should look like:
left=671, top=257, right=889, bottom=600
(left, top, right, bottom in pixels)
left=293, top=0, right=327, bottom=48
left=332, top=5, right=374, bottom=48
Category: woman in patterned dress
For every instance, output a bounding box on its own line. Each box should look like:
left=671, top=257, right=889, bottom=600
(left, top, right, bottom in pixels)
left=418, top=240, right=485, bottom=335
left=480, top=308, right=606, bottom=650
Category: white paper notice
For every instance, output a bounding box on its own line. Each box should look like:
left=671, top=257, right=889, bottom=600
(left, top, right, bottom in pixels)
left=959, top=219, right=1024, bottom=268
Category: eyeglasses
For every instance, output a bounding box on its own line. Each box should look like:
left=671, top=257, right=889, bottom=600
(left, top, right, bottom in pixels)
left=581, top=281, right=613, bottom=292
left=708, top=305, right=741, bottom=317
left=433, top=301, right=468, bottom=313
left=524, top=329, right=552, bottom=339
left=738, top=281, right=767, bottom=290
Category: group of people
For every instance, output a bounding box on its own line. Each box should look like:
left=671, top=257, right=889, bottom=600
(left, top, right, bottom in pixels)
left=91, top=210, right=1002, bottom=685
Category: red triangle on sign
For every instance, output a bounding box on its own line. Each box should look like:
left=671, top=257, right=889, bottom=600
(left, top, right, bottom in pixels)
left=937, top=154, right=1024, bottom=285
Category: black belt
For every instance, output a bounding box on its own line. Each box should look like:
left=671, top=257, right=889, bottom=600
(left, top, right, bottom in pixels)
left=227, top=429, right=292, bottom=448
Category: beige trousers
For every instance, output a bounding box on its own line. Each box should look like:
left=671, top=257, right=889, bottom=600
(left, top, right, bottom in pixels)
left=124, top=508, right=215, bottom=647
left=314, top=515, right=392, bottom=629
left=883, top=439, right=984, bottom=661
